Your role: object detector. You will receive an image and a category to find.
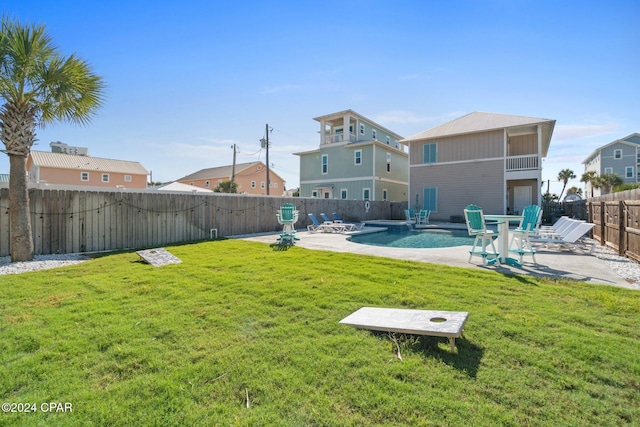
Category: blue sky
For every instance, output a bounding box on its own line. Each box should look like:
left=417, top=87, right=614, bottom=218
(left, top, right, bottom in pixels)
left=2, top=0, right=638, bottom=196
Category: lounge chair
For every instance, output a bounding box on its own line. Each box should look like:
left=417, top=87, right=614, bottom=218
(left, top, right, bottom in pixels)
left=307, top=213, right=347, bottom=233
left=530, top=222, right=595, bottom=251
left=331, top=212, right=365, bottom=230
left=537, top=218, right=584, bottom=239
left=508, top=205, right=542, bottom=264
left=417, top=209, right=430, bottom=225
left=320, top=212, right=358, bottom=231
left=464, top=204, right=499, bottom=266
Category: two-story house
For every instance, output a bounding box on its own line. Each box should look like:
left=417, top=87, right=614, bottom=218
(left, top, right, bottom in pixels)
left=176, top=161, right=286, bottom=195
left=402, top=111, right=556, bottom=220
left=294, top=110, right=408, bottom=201
left=582, top=133, right=640, bottom=197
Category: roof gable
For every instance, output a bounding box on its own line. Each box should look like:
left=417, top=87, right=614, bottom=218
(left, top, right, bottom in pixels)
left=402, top=111, right=555, bottom=141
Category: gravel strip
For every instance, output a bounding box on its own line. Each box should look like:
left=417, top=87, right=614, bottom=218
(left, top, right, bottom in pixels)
left=586, top=239, right=640, bottom=289
left=0, top=254, right=90, bottom=275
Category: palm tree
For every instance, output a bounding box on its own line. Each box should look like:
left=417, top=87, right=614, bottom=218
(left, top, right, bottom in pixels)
left=596, top=173, right=624, bottom=194
left=557, top=168, right=576, bottom=201
left=214, top=180, right=238, bottom=193
left=0, top=17, right=105, bottom=261
left=580, top=171, right=598, bottom=198
left=566, top=186, right=583, bottom=196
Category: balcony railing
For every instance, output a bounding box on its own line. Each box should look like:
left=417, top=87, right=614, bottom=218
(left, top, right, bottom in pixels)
left=323, top=132, right=357, bottom=144
left=506, top=154, right=539, bottom=171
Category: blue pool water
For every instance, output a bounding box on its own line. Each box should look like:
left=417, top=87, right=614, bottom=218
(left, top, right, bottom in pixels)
left=348, top=229, right=474, bottom=249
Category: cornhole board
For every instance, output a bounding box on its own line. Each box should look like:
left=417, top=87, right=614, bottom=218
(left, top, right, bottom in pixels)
left=136, top=248, right=182, bottom=267
left=340, top=307, right=468, bottom=353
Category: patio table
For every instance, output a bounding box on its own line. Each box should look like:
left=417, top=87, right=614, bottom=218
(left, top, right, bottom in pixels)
left=484, top=214, right=523, bottom=266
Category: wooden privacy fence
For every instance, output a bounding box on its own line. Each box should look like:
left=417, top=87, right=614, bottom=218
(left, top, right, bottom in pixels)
left=588, top=200, right=640, bottom=263
left=0, top=188, right=406, bottom=257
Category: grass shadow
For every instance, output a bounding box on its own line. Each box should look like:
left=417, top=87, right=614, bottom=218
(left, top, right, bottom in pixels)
left=269, top=242, right=294, bottom=251
left=373, top=332, right=483, bottom=378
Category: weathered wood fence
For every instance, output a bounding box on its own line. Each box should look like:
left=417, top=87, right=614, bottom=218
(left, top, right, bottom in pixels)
left=543, top=191, right=640, bottom=263
left=579, top=189, right=640, bottom=263
left=0, top=188, right=406, bottom=256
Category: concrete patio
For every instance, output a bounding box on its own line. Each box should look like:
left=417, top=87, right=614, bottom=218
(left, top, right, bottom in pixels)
left=239, top=225, right=639, bottom=290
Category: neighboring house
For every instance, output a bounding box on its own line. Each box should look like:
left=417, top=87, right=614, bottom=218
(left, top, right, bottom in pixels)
left=582, top=133, right=640, bottom=197
left=402, top=111, right=556, bottom=220
left=294, top=109, right=408, bottom=201
left=26, top=150, right=149, bottom=189
left=176, top=161, right=286, bottom=196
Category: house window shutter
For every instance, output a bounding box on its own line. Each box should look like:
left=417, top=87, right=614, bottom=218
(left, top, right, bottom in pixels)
left=423, top=187, right=437, bottom=211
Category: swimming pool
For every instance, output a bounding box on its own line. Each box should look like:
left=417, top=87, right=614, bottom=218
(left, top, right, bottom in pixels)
left=348, top=229, right=474, bottom=249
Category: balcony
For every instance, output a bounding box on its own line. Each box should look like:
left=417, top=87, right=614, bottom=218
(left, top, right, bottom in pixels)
left=323, top=132, right=357, bottom=145
left=506, top=154, right=539, bottom=171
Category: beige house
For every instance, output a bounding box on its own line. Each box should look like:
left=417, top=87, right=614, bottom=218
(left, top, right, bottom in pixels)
left=26, top=151, right=149, bottom=189
left=176, top=161, right=286, bottom=195
left=402, top=111, right=555, bottom=221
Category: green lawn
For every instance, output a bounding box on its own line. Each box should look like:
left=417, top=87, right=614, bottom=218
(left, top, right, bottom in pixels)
left=1, top=240, right=639, bottom=426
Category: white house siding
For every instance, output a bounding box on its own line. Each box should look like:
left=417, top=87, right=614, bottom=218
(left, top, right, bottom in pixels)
left=410, top=159, right=504, bottom=221
left=508, top=133, right=538, bottom=156
left=409, top=129, right=504, bottom=165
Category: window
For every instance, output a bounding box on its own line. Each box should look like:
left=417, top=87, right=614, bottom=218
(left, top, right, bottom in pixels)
left=124, top=175, right=132, bottom=182
left=423, top=143, right=437, bottom=164
left=341, top=189, right=348, bottom=199
left=614, top=149, right=622, bottom=159
left=205, top=180, right=210, bottom=188
left=359, top=123, right=365, bottom=135
left=312, top=190, right=318, bottom=198
left=251, top=181, right=256, bottom=188
left=322, top=154, right=328, bottom=174
left=260, top=181, right=265, bottom=189
left=604, top=167, right=613, bottom=174
left=80, top=172, right=89, bottom=181
left=354, top=150, right=362, bottom=165
left=386, top=152, right=391, bottom=173
left=363, top=188, right=371, bottom=200
left=102, top=173, right=109, bottom=183
left=386, top=136, right=390, bottom=145
left=626, top=166, right=634, bottom=178
left=372, top=129, right=377, bottom=140
left=423, top=187, right=437, bottom=211
left=382, top=189, right=388, bottom=201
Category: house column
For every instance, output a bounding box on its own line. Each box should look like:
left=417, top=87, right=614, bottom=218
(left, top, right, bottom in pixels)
left=503, top=129, right=508, bottom=214
left=343, top=113, right=351, bottom=142
left=537, top=124, right=543, bottom=205
left=319, top=120, right=325, bottom=145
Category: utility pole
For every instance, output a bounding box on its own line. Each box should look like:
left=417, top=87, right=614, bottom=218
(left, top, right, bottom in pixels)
left=260, top=124, right=272, bottom=195
left=231, top=144, right=237, bottom=183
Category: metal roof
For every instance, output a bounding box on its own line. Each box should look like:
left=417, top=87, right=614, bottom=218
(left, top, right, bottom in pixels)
left=177, top=161, right=285, bottom=182
left=401, top=111, right=556, bottom=157
left=29, top=151, right=149, bottom=175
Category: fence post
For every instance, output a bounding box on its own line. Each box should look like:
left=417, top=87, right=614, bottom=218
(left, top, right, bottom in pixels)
left=600, top=201, right=606, bottom=245
left=619, top=200, right=625, bottom=257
